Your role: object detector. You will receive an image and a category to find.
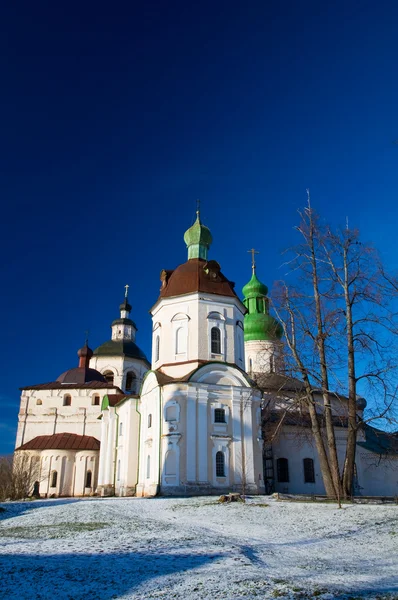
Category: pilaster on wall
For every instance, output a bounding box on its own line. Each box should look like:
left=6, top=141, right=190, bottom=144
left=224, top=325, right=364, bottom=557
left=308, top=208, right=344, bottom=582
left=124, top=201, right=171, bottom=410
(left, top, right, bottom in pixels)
left=197, top=388, right=208, bottom=483
left=186, top=388, right=197, bottom=482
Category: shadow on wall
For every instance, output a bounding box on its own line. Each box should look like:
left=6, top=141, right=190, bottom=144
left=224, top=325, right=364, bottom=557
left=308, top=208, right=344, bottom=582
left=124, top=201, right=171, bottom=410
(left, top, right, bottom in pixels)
left=0, top=550, right=222, bottom=600
left=0, top=498, right=82, bottom=522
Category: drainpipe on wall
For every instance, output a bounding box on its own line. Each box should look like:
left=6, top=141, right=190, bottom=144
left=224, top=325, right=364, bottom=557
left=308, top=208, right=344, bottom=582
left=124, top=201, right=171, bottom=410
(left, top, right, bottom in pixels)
left=53, top=408, right=58, bottom=435
left=82, top=408, right=87, bottom=437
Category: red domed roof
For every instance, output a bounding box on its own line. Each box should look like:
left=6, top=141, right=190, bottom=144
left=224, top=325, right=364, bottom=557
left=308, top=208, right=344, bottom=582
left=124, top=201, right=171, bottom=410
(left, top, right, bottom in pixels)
left=159, top=259, right=237, bottom=299
left=56, top=367, right=106, bottom=384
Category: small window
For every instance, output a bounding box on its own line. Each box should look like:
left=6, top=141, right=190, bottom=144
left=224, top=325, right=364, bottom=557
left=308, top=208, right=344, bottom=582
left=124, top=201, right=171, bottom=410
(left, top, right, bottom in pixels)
left=216, top=451, right=225, bottom=477
left=277, top=458, right=289, bottom=483
left=36, top=399, right=42, bottom=406
left=165, top=405, right=177, bottom=422
left=214, top=408, right=226, bottom=423
left=119, top=422, right=123, bottom=437
left=303, top=458, right=315, bottom=483
left=63, top=395, right=71, bottom=407
left=50, top=471, right=58, bottom=488
left=85, top=470, right=92, bottom=488
left=211, top=327, right=221, bottom=354
left=146, top=455, right=151, bottom=479
left=148, top=414, right=152, bottom=428
left=92, top=395, right=100, bottom=406
left=117, top=460, right=121, bottom=481
left=125, top=371, right=136, bottom=393
left=155, top=335, right=160, bottom=362
left=103, top=371, right=114, bottom=385
left=175, top=327, right=187, bottom=354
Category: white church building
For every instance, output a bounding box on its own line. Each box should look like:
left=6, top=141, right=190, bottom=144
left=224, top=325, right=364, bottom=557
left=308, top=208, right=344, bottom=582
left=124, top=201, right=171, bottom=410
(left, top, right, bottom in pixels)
left=15, top=213, right=398, bottom=498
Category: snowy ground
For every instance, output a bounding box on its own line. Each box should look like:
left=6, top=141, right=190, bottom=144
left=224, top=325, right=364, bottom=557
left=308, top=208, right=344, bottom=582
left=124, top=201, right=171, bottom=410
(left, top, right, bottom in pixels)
left=0, top=496, right=397, bottom=600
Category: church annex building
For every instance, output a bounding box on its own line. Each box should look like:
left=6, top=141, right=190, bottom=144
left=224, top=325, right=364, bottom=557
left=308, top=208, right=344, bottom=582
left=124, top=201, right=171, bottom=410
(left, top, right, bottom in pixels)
left=15, top=213, right=398, bottom=498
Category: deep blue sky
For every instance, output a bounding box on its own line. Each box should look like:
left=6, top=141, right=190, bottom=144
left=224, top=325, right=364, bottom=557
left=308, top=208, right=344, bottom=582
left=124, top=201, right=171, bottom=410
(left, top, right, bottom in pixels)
left=1, top=1, right=398, bottom=453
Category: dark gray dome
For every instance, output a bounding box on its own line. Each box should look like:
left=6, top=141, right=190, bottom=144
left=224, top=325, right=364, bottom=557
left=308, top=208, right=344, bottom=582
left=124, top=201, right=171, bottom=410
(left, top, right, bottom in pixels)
left=93, top=339, right=149, bottom=363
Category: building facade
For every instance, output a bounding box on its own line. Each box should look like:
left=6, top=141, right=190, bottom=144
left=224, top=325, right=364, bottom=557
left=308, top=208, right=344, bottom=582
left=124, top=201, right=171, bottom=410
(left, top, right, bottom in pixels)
left=15, top=212, right=398, bottom=498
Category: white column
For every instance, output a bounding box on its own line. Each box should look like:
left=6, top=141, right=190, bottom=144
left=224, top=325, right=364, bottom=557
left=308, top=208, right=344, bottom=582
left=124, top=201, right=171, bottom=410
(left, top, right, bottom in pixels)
left=231, top=388, right=243, bottom=484
left=197, top=388, right=208, bottom=482
left=97, top=415, right=108, bottom=486
left=242, top=391, right=256, bottom=485
left=186, top=387, right=197, bottom=482
left=104, top=411, right=115, bottom=485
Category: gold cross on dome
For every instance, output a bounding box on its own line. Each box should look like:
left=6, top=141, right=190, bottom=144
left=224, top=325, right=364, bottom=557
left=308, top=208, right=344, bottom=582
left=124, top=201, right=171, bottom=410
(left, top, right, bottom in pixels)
left=248, top=248, right=259, bottom=273
left=124, top=284, right=129, bottom=298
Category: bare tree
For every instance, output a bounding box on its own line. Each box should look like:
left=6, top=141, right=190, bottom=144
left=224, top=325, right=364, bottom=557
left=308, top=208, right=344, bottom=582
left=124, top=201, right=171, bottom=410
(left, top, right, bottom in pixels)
left=0, top=453, right=41, bottom=501
left=271, top=198, right=398, bottom=499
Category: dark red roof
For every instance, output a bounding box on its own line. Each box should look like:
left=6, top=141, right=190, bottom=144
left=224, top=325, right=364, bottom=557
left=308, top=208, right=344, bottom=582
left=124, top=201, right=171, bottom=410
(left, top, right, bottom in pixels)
left=56, top=366, right=106, bottom=384
left=158, top=259, right=238, bottom=300
left=20, top=382, right=122, bottom=391
left=16, top=433, right=100, bottom=451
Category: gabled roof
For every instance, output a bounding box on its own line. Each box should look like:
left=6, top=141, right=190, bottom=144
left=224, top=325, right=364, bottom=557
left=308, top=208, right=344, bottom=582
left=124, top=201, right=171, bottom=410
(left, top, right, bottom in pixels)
left=16, top=433, right=100, bottom=451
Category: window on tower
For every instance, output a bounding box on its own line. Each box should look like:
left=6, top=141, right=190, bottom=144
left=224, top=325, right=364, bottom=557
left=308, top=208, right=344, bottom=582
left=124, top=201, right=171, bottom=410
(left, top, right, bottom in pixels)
left=125, top=371, right=136, bottom=393
left=92, top=395, right=100, bottom=406
left=63, top=395, right=71, bottom=407
left=50, top=471, right=58, bottom=488
left=155, top=335, right=160, bottom=362
left=211, top=327, right=221, bottom=354
left=103, top=371, right=114, bottom=385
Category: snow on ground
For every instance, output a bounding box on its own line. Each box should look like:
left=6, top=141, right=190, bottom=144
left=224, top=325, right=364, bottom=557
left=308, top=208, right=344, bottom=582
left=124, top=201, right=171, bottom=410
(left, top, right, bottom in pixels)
left=0, top=496, right=397, bottom=600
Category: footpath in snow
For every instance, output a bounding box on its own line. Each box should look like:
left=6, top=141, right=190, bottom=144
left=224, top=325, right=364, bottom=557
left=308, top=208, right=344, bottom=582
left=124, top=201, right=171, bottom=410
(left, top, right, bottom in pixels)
left=0, top=495, right=397, bottom=600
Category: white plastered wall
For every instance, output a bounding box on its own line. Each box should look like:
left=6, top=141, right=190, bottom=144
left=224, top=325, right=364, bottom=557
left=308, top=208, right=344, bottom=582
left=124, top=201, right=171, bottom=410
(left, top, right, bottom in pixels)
left=150, top=293, right=246, bottom=378
left=16, top=387, right=116, bottom=449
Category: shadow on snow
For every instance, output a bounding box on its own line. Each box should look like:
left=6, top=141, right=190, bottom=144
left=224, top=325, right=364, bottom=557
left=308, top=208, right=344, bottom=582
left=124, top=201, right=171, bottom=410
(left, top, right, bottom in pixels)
left=0, top=550, right=222, bottom=599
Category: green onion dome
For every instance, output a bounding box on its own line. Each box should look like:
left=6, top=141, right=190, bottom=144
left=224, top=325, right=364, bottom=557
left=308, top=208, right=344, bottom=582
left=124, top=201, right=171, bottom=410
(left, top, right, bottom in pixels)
left=183, top=212, right=213, bottom=260
left=242, top=272, right=269, bottom=298
left=242, top=271, right=282, bottom=342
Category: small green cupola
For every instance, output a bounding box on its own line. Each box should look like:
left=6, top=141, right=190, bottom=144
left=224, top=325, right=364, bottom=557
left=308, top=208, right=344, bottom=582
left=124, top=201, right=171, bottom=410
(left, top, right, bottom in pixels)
left=242, top=266, right=282, bottom=342
left=183, top=209, right=213, bottom=260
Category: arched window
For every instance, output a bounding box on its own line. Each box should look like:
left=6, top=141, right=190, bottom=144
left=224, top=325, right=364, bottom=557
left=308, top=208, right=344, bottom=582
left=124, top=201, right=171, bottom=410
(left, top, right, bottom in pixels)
left=119, top=422, right=123, bottom=437
left=63, top=395, right=71, bottom=407
left=36, top=399, right=42, bottom=406
left=214, top=408, right=226, bottom=423
left=85, top=470, right=92, bottom=488
left=216, top=451, right=225, bottom=477
left=165, top=405, right=177, bottom=422
left=277, top=458, right=289, bottom=483
left=165, top=450, right=176, bottom=476
left=117, top=460, right=121, bottom=481
left=148, top=414, right=152, bottom=428
left=303, top=458, right=315, bottom=483
left=211, top=327, right=221, bottom=354
left=175, top=327, right=187, bottom=354
left=125, top=371, right=136, bottom=393
left=103, top=371, right=114, bottom=385
left=155, top=335, right=160, bottom=362
left=146, top=455, right=151, bottom=479
left=92, top=395, right=100, bottom=406
left=51, top=471, right=58, bottom=488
